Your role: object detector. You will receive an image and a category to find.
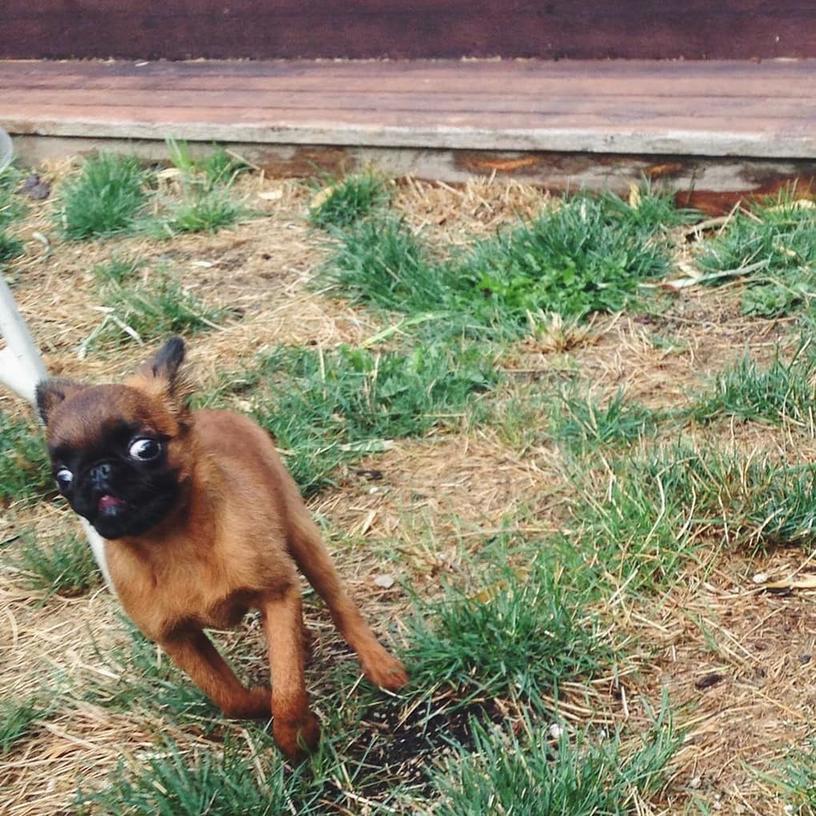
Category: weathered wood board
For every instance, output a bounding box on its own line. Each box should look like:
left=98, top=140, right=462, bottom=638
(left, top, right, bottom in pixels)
left=2, top=1, right=815, bottom=61
left=3, top=59, right=816, bottom=213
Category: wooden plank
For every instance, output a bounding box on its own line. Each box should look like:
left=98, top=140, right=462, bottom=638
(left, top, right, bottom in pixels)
left=2, top=1, right=815, bottom=60
left=2, top=89, right=813, bottom=121
left=1, top=59, right=814, bottom=159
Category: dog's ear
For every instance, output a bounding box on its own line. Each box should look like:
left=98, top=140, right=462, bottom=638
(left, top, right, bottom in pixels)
left=35, top=379, right=88, bottom=425
left=127, top=336, right=191, bottom=415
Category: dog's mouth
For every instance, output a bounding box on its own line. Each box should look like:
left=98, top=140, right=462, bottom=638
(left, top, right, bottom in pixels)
left=98, top=494, right=128, bottom=515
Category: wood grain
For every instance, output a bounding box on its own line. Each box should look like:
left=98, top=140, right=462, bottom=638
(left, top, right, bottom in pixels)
left=1, top=60, right=814, bottom=159
left=2, top=1, right=815, bottom=60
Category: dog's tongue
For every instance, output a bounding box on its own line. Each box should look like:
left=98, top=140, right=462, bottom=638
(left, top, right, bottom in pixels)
left=98, top=494, right=126, bottom=512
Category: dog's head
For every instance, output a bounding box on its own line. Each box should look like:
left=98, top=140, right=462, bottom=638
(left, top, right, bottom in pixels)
left=36, top=337, right=194, bottom=540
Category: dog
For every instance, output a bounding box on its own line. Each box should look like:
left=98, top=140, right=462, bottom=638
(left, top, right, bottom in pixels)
left=35, top=336, right=408, bottom=760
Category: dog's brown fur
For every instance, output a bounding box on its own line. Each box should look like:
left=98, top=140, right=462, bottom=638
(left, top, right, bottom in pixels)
left=37, top=339, right=408, bottom=760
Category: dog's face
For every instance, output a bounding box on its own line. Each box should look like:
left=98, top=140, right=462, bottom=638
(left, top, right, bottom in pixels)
left=36, top=337, right=193, bottom=540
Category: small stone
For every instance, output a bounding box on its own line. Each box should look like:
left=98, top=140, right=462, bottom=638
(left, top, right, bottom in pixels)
left=695, top=672, right=724, bottom=690
left=373, top=574, right=395, bottom=589
left=548, top=723, right=563, bottom=739
left=689, top=776, right=702, bottom=789
left=800, top=654, right=812, bottom=665
left=752, top=572, right=770, bottom=584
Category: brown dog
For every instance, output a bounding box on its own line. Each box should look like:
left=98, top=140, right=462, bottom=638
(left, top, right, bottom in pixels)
left=36, top=337, right=408, bottom=760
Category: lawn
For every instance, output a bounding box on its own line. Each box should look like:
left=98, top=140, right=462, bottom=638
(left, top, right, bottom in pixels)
left=2, top=152, right=816, bottom=815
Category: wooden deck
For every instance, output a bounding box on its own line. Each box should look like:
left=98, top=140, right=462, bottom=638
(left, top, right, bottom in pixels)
left=2, top=59, right=816, bottom=211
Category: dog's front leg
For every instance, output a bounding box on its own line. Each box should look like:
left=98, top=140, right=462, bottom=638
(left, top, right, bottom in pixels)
left=159, top=629, right=270, bottom=719
left=262, top=586, right=321, bottom=761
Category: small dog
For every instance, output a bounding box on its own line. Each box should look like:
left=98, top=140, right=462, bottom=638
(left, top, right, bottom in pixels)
left=36, top=337, right=408, bottom=760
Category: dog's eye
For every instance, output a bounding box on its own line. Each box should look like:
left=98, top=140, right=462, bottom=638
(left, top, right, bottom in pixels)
left=129, top=438, right=162, bottom=462
left=55, top=467, right=73, bottom=490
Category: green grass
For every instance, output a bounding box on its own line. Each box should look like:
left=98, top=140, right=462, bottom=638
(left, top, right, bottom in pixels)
left=697, top=194, right=816, bottom=317
left=248, top=342, right=497, bottom=494
left=405, top=540, right=608, bottom=701
left=166, top=140, right=249, bottom=189
left=0, top=411, right=52, bottom=505
left=430, top=700, right=678, bottom=816
left=0, top=695, right=46, bottom=755
left=319, top=187, right=693, bottom=334
left=97, top=273, right=230, bottom=345
left=79, top=736, right=303, bottom=816
left=151, top=188, right=246, bottom=236
left=459, top=192, right=682, bottom=322
left=15, top=534, right=101, bottom=597
left=319, top=215, right=451, bottom=316
left=84, top=621, right=215, bottom=724
left=551, top=388, right=659, bottom=452
left=59, top=154, right=147, bottom=239
left=92, top=255, right=141, bottom=285
left=0, top=232, right=23, bottom=263
left=309, top=172, right=389, bottom=229
left=691, top=345, right=816, bottom=429
left=775, top=739, right=816, bottom=815
left=149, top=141, right=248, bottom=236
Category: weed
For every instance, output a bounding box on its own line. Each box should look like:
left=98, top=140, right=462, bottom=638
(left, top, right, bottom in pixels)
left=0, top=164, right=25, bottom=228
left=430, top=699, right=678, bottom=816
left=320, top=189, right=688, bottom=333
left=167, top=139, right=248, bottom=189
left=151, top=188, right=246, bottom=236
left=309, top=173, right=389, bottom=229
left=0, top=231, right=23, bottom=263
left=84, top=620, right=214, bottom=723
left=405, top=541, right=607, bottom=701
left=92, top=255, right=141, bottom=285
left=691, top=345, right=816, bottom=430
left=79, top=736, right=300, bottom=816
left=775, top=739, right=816, bottom=814
left=15, top=534, right=101, bottom=596
left=98, top=273, right=229, bottom=345
left=697, top=194, right=816, bottom=317
left=551, top=388, right=659, bottom=452
left=59, top=154, right=147, bottom=239
left=0, top=411, right=52, bottom=505
left=319, top=215, right=450, bottom=315
left=252, top=342, right=497, bottom=494
left=458, top=192, right=676, bottom=321
left=0, top=695, right=46, bottom=755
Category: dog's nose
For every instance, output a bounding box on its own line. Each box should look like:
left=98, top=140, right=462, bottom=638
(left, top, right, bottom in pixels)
left=90, top=462, right=113, bottom=488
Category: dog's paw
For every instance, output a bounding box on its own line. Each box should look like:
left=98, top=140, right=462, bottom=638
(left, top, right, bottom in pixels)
left=363, top=651, right=409, bottom=692
left=221, top=686, right=271, bottom=719
left=274, top=712, right=321, bottom=762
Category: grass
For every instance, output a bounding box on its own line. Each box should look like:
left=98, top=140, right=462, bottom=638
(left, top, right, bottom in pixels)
left=96, top=272, right=230, bottom=345
left=309, top=172, right=389, bottom=228
left=59, top=154, right=147, bottom=239
left=246, top=342, right=497, bottom=494
left=92, top=255, right=141, bottom=285
left=15, top=534, right=101, bottom=597
left=79, top=736, right=303, bottom=816
left=0, top=695, right=46, bottom=755
left=405, top=541, right=608, bottom=701
left=320, top=187, right=693, bottom=334
left=0, top=411, right=52, bottom=505
left=697, top=194, right=816, bottom=317
left=551, top=388, right=660, bottom=452
left=84, top=621, right=215, bottom=724
left=0, top=164, right=25, bottom=263
left=776, top=739, right=816, bottom=814
left=431, top=700, right=679, bottom=816
left=151, top=188, right=246, bottom=236
left=151, top=141, right=248, bottom=236
left=691, top=344, right=816, bottom=429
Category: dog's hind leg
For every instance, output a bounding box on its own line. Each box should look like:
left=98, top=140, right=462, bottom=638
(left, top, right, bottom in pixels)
left=262, top=586, right=321, bottom=761
left=285, top=509, right=408, bottom=692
